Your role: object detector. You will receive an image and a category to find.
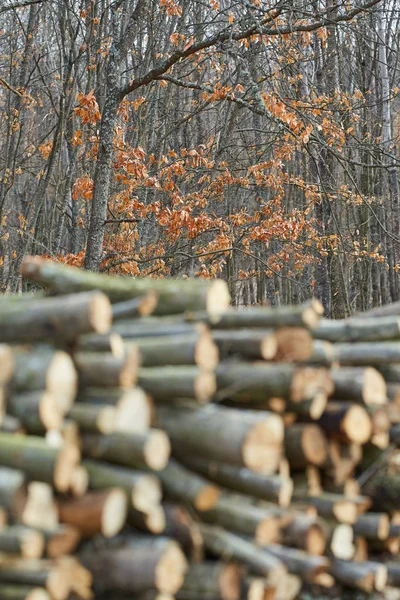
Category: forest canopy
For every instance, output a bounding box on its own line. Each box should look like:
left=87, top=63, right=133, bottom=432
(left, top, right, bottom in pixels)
left=0, top=0, right=399, bottom=317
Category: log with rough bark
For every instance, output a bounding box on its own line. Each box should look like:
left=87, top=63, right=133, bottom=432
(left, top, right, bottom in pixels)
left=0, top=291, right=112, bottom=343
left=127, top=331, right=219, bottom=369
left=176, top=455, right=293, bottom=507
left=75, top=332, right=125, bottom=358
left=155, top=459, right=220, bottom=511
left=12, top=350, right=77, bottom=414
left=199, top=494, right=282, bottom=544
left=67, top=403, right=117, bottom=435
left=163, top=504, right=204, bottom=561
left=112, top=292, right=158, bottom=319
left=284, top=424, right=328, bottom=470
left=81, top=430, right=170, bottom=471
left=155, top=404, right=283, bottom=474
left=280, top=514, right=327, bottom=555
left=0, top=559, right=70, bottom=600
left=0, top=345, right=15, bottom=386
left=329, top=559, right=387, bottom=592
left=175, top=562, right=240, bottom=600
left=39, top=526, right=81, bottom=559
left=80, top=536, right=188, bottom=595
left=208, top=300, right=323, bottom=329
left=21, top=256, right=230, bottom=317
left=73, top=349, right=139, bottom=389
left=262, top=544, right=330, bottom=583
left=330, top=367, right=387, bottom=406
left=83, top=459, right=162, bottom=511
left=57, top=488, right=127, bottom=538
left=316, top=402, right=372, bottom=445
left=333, top=341, right=400, bottom=365
left=198, top=524, right=286, bottom=586
left=0, top=585, right=50, bottom=600
left=138, top=366, right=216, bottom=404
left=215, top=363, right=333, bottom=406
left=0, top=434, right=79, bottom=492
left=7, top=392, right=63, bottom=434
left=0, top=527, right=44, bottom=559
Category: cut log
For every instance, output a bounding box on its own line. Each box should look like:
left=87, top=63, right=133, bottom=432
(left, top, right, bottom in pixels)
left=73, top=349, right=139, bottom=389
left=80, top=536, right=188, bottom=594
left=0, top=414, right=24, bottom=435
left=199, top=493, right=282, bottom=544
left=21, top=256, right=230, bottom=317
left=284, top=424, right=328, bottom=470
left=0, top=290, right=112, bottom=342
left=39, top=526, right=80, bottom=559
left=292, top=493, right=371, bottom=524
left=363, top=472, right=400, bottom=511
left=19, top=483, right=58, bottom=530
left=291, top=466, right=322, bottom=497
left=209, top=300, right=323, bottom=329
left=83, top=459, right=162, bottom=511
left=326, top=523, right=355, bottom=560
left=75, top=332, right=125, bottom=358
left=139, top=366, right=216, bottom=404
left=7, top=392, right=63, bottom=434
left=0, top=559, right=70, bottom=600
left=112, top=292, right=158, bottom=319
left=353, top=512, right=390, bottom=540
left=330, top=559, right=387, bottom=592
left=155, top=459, right=220, bottom=511
left=215, top=363, right=333, bottom=405
left=333, top=341, right=400, bottom=365
left=263, top=544, right=330, bottom=583
left=0, top=468, right=27, bottom=519
left=211, top=329, right=277, bottom=361
left=176, top=455, right=293, bottom=507
left=307, top=340, right=336, bottom=367
left=69, top=465, right=89, bottom=497
left=81, top=430, right=170, bottom=471
left=176, top=562, right=240, bottom=600
left=128, top=505, right=166, bottom=535
left=0, top=527, right=44, bottom=559
left=12, top=350, right=77, bottom=414
left=324, top=441, right=362, bottom=486
left=385, top=562, right=400, bottom=587
left=273, top=327, right=313, bottom=362
left=0, top=585, right=49, bottom=600
left=67, top=403, right=117, bottom=434
left=198, top=524, right=287, bottom=585
left=330, top=367, right=387, bottom=406
left=163, top=504, right=204, bottom=561
left=280, top=514, right=326, bottom=555
left=57, top=488, right=127, bottom=538
left=155, top=404, right=283, bottom=474
left=128, top=332, right=219, bottom=369
left=314, top=315, right=400, bottom=342
left=0, top=345, right=15, bottom=385
left=0, top=434, right=79, bottom=492
left=316, top=402, right=372, bottom=444
left=112, top=318, right=204, bottom=339
left=241, top=577, right=274, bottom=600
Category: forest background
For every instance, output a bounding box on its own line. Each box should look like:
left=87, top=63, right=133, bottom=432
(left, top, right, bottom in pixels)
left=0, top=0, right=399, bottom=318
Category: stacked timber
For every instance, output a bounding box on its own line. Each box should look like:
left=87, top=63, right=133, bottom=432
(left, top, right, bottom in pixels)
left=0, top=257, right=399, bottom=599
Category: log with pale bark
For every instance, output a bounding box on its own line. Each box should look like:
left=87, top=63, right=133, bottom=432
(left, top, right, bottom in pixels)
left=307, top=339, right=336, bottom=366
left=0, top=291, right=112, bottom=343
left=314, top=315, right=400, bottom=342
left=112, top=292, right=158, bottom=319
left=74, top=332, right=125, bottom=358
left=333, top=341, right=400, bottom=365
left=0, top=345, right=15, bottom=385
left=57, top=488, right=127, bottom=538
left=139, top=366, right=216, bottom=404
left=83, top=459, right=162, bottom=511
left=262, top=544, right=330, bottom=583
left=155, top=404, right=283, bottom=474
left=127, top=332, right=219, bottom=369
left=0, top=527, right=44, bottom=559
left=73, top=349, right=139, bottom=389
left=330, top=367, right=387, bottom=405
left=353, top=512, right=390, bottom=541
left=0, top=585, right=50, bottom=600
left=175, top=562, right=240, bottom=600
left=67, top=403, right=117, bottom=434
left=315, top=402, right=372, bottom=445
left=112, top=318, right=203, bottom=339
left=0, top=559, right=70, bottom=600
left=175, top=455, right=293, bottom=506
left=291, top=492, right=371, bottom=524
left=284, top=424, right=328, bottom=470
left=12, top=349, right=77, bottom=414
left=211, top=329, right=277, bottom=361
left=21, top=256, right=230, bottom=317
left=7, top=392, right=63, bottom=434
left=80, top=536, right=188, bottom=595
left=0, top=434, right=79, bottom=492
left=329, top=559, right=387, bottom=592
left=81, top=430, right=170, bottom=470
left=199, top=493, right=282, bottom=544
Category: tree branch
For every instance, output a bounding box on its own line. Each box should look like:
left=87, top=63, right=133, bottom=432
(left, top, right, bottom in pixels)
left=0, top=0, right=44, bottom=14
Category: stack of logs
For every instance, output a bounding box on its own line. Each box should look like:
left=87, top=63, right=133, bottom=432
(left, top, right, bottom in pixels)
left=0, top=256, right=400, bottom=600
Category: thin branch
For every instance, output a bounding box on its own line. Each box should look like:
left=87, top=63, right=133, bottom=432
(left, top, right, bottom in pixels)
left=0, top=0, right=44, bottom=14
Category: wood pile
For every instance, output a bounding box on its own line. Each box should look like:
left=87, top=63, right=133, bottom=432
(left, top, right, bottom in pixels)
left=0, top=256, right=400, bottom=599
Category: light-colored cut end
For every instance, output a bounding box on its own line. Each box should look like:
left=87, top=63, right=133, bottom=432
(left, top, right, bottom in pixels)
left=139, top=291, right=159, bottom=316
left=132, top=474, right=162, bottom=512
left=20, top=528, right=45, bottom=559
left=145, top=506, right=166, bottom=534
left=330, top=524, right=354, bottom=559
left=246, top=578, right=265, bottom=600
left=144, top=429, right=171, bottom=470
left=207, top=280, right=231, bottom=318
left=255, top=517, right=280, bottom=545
left=155, top=541, right=188, bottom=594
left=194, top=333, right=219, bottom=370
left=243, top=415, right=283, bottom=474
left=268, top=397, right=286, bottom=413
left=115, top=388, right=151, bottom=433
left=309, top=393, right=328, bottom=420
left=377, top=514, right=390, bottom=540
left=101, top=488, right=127, bottom=537
left=260, top=333, right=278, bottom=360
left=333, top=500, right=358, bottom=524
left=47, top=566, right=70, bottom=600
left=0, top=344, right=15, bottom=385
left=194, top=484, right=220, bottom=511
left=97, top=405, right=117, bottom=434
left=375, top=565, right=388, bottom=592
left=343, top=405, right=372, bottom=444
left=120, top=347, right=140, bottom=388
left=47, top=526, right=81, bottom=558
left=275, top=574, right=301, bottom=600
left=312, top=573, right=335, bottom=588
left=27, top=590, right=51, bottom=600
left=69, top=466, right=89, bottom=497
left=363, top=367, right=387, bottom=405
left=40, top=392, right=63, bottom=431
left=274, top=327, right=313, bottom=362
left=279, top=478, right=293, bottom=508
left=306, top=523, right=326, bottom=556
left=109, top=333, right=126, bottom=359
left=194, top=371, right=216, bottom=404
left=302, top=425, right=328, bottom=466
left=47, top=351, right=78, bottom=414
left=219, top=564, right=240, bottom=600
left=291, top=367, right=334, bottom=403
left=22, top=482, right=58, bottom=530
left=88, top=291, right=112, bottom=334
left=54, top=443, right=80, bottom=493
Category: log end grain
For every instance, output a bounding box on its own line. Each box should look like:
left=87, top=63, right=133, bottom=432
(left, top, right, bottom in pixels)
left=342, top=405, right=372, bottom=444
left=47, top=351, right=78, bottom=414
left=194, top=333, right=219, bottom=370
left=194, top=371, right=217, bottom=404
left=132, top=474, right=162, bottom=512
left=195, top=483, right=221, bottom=511
left=102, top=488, right=128, bottom=537
left=242, top=413, right=283, bottom=474
left=206, top=280, right=231, bottom=318
left=144, top=430, right=171, bottom=471
left=155, top=541, right=188, bottom=594
left=88, top=292, right=113, bottom=334
left=54, top=443, right=81, bottom=492
left=114, top=387, right=152, bottom=434
left=0, top=344, right=15, bottom=385
left=363, top=367, right=387, bottom=405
